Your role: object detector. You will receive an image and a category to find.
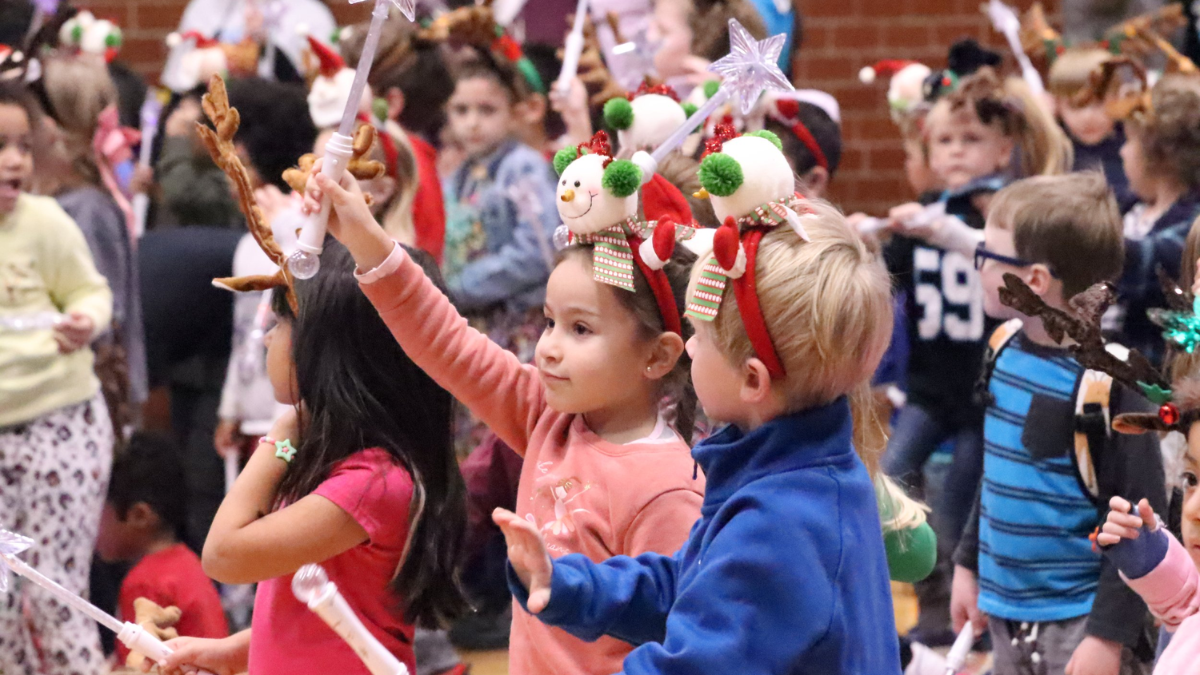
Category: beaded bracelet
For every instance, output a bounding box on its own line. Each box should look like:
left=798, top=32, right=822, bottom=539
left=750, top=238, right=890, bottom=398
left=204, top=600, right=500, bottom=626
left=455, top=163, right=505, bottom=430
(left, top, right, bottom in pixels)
left=259, top=436, right=298, bottom=464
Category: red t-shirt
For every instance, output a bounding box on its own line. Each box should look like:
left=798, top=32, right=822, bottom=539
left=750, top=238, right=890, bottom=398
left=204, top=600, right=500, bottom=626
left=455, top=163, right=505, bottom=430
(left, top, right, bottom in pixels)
left=116, top=543, right=229, bottom=662
left=410, top=134, right=446, bottom=264
left=248, top=449, right=415, bottom=675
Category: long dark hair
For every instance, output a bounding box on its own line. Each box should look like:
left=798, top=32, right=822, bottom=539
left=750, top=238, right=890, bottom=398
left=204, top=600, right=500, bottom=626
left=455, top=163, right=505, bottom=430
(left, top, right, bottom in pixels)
left=271, top=243, right=469, bottom=628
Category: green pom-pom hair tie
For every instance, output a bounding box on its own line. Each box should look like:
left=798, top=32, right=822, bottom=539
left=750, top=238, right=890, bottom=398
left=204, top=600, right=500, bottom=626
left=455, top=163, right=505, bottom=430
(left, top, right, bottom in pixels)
left=553, top=146, right=581, bottom=176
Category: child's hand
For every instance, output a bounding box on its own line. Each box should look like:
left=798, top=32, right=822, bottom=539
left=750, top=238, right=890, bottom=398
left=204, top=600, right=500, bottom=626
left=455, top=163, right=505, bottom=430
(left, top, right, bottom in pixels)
left=1065, top=635, right=1122, bottom=675
left=53, top=311, right=93, bottom=353
left=165, top=98, right=202, bottom=138
left=493, top=508, right=554, bottom=613
left=214, top=419, right=244, bottom=459
left=549, top=77, right=593, bottom=148
left=267, top=407, right=302, bottom=447
left=142, top=635, right=247, bottom=675
left=301, top=157, right=393, bottom=273
left=886, top=202, right=929, bottom=238
left=950, top=564, right=987, bottom=636
left=1097, top=496, right=1157, bottom=547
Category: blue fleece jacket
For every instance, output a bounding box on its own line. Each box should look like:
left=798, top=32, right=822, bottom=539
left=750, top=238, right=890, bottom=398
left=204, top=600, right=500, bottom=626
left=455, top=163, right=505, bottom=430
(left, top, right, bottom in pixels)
left=508, top=398, right=901, bottom=675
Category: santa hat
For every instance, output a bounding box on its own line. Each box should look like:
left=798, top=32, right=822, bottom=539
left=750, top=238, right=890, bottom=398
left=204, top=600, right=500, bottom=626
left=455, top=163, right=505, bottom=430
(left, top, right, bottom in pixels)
left=306, top=35, right=345, bottom=79
left=859, top=59, right=918, bottom=84
left=166, top=30, right=219, bottom=50
left=642, top=174, right=692, bottom=226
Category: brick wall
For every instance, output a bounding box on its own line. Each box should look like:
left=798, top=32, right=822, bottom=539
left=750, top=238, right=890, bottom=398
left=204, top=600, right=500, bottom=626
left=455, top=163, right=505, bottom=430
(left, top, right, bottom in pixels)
left=85, top=0, right=1059, bottom=215
left=797, top=0, right=1061, bottom=214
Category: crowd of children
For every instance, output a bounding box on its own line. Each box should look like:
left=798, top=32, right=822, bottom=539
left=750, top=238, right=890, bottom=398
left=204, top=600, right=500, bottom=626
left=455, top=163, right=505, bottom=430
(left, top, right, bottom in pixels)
left=8, top=1, right=1200, bottom=675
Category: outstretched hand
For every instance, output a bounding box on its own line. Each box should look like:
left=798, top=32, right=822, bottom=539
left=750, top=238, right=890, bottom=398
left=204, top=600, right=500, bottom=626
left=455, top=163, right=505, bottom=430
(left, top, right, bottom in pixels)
left=301, top=157, right=393, bottom=272
left=1097, top=496, right=1157, bottom=547
left=493, top=508, right=554, bottom=613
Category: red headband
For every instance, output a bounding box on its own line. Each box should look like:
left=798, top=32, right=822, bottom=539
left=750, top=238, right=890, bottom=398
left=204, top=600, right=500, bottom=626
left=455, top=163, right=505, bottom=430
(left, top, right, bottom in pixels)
left=732, top=229, right=785, bottom=378
left=773, top=100, right=828, bottom=172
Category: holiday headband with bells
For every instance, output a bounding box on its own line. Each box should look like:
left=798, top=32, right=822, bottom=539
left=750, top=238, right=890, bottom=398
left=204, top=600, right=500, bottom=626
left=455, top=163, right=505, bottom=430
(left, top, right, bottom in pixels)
left=687, top=126, right=812, bottom=380
left=552, top=131, right=697, bottom=337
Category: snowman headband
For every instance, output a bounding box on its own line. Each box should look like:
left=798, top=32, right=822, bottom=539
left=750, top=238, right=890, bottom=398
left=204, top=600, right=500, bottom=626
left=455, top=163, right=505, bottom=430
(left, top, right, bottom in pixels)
left=687, top=127, right=810, bottom=380
left=553, top=131, right=694, bottom=337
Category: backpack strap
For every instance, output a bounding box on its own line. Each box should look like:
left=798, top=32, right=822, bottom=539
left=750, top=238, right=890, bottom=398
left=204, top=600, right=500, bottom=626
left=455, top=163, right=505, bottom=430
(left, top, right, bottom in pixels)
left=975, top=318, right=1024, bottom=408
left=1073, top=343, right=1126, bottom=500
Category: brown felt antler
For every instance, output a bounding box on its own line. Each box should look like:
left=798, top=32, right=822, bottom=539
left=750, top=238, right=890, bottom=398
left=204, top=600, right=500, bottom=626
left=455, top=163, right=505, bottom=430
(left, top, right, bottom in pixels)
left=197, top=75, right=298, bottom=313
left=1072, top=57, right=1152, bottom=119
left=281, top=124, right=386, bottom=199
left=124, top=598, right=182, bottom=670
left=561, top=13, right=627, bottom=106
left=997, top=273, right=1169, bottom=393
left=1019, top=3, right=1062, bottom=65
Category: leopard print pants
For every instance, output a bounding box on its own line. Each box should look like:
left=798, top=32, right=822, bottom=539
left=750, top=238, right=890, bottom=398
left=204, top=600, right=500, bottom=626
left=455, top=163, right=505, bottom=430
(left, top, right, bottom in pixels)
left=0, top=392, right=112, bottom=675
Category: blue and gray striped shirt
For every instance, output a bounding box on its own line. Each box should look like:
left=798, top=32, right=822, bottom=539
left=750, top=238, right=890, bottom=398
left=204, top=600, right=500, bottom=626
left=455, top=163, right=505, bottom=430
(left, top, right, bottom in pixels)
left=978, top=336, right=1101, bottom=622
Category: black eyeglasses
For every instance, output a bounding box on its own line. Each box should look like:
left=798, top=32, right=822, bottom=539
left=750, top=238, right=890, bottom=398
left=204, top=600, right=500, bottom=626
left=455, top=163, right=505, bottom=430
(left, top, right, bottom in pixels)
left=974, top=243, right=1057, bottom=278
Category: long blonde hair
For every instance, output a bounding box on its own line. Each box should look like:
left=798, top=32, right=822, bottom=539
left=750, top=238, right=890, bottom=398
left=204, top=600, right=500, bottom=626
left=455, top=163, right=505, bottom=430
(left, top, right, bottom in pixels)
left=927, top=67, right=1072, bottom=180
left=37, top=52, right=117, bottom=187
left=378, top=121, right=421, bottom=245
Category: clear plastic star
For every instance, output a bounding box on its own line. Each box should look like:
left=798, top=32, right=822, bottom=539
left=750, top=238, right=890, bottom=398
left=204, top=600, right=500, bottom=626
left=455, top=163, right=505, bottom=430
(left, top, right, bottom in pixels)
left=0, top=530, right=33, bottom=594
left=708, top=19, right=793, bottom=115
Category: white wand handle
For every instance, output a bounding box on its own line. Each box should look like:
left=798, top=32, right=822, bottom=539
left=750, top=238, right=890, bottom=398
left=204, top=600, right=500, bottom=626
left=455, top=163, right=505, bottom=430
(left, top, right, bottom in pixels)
left=293, top=565, right=408, bottom=675
left=294, top=132, right=355, bottom=259
left=630, top=87, right=730, bottom=183
left=0, top=552, right=215, bottom=674
left=944, top=623, right=975, bottom=675
left=556, top=0, right=589, bottom=96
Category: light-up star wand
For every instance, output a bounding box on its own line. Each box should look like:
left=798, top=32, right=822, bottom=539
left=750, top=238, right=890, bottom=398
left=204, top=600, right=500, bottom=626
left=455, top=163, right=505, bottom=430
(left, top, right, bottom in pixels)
left=288, top=0, right=416, bottom=279
left=630, top=19, right=794, bottom=181
left=0, top=530, right=214, bottom=673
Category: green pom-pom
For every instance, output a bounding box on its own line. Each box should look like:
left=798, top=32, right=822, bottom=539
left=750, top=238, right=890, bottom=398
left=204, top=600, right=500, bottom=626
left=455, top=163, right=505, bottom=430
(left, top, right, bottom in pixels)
left=703, top=80, right=720, bottom=100
left=372, top=97, right=389, bottom=123
left=602, top=159, right=642, bottom=198
left=884, top=522, right=937, bottom=583
left=553, top=147, right=579, bottom=176
left=681, top=102, right=702, bottom=132
left=746, top=130, right=783, bottom=151
left=106, top=28, right=123, bottom=48
left=697, top=153, right=743, bottom=197
left=603, top=97, right=634, bottom=130
left=70, top=24, right=84, bottom=45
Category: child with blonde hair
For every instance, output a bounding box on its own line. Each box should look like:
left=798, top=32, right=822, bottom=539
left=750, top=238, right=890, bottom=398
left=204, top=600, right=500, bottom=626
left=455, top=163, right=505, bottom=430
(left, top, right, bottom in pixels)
left=494, top=127, right=902, bottom=672
left=1047, top=48, right=1133, bottom=208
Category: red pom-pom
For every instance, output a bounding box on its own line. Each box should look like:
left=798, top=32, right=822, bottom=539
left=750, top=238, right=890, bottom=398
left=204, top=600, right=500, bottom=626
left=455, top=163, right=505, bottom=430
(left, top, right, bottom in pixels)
left=713, top=217, right=740, bottom=271
left=653, top=219, right=677, bottom=263
left=1160, top=403, right=1181, bottom=426
left=492, top=34, right=523, bottom=62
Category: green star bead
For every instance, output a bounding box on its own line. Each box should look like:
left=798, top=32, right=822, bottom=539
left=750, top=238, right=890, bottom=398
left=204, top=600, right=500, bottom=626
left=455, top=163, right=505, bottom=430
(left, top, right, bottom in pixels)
left=274, top=439, right=298, bottom=463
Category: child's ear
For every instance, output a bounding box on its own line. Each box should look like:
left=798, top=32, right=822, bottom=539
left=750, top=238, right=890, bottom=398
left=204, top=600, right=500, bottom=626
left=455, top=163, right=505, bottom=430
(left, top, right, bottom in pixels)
left=127, top=502, right=158, bottom=530
left=1026, top=264, right=1055, bottom=297
left=996, top=137, right=1016, bottom=170
left=385, top=87, right=406, bottom=122
left=799, top=166, right=830, bottom=199
left=739, top=358, right=774, bottom=405
left=521, top=94, right=548, bottom=125
left=644, top=331, right=685, bottom=380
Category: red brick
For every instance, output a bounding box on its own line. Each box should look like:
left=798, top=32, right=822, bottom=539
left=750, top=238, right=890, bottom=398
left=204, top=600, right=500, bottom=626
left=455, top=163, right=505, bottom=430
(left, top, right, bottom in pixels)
left=120, top=35, right=168, bottom=68
left=132, top=3, right=187, bottom=31
left=829, top=24, right=882, bottom=52
left=868, top=146, right=907, bottom=171
left=880, top=23, right=934, bottom=49
left=860, top=0, right=910, bottom=17
left=75, top=2, right=132, bottom=27
left=795, top=55, right=856, bottom=81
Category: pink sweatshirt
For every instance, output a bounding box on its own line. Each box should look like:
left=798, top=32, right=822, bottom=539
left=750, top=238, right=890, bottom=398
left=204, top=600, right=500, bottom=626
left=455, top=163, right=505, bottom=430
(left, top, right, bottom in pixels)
left=359, top=243, right=705, bottom=675
left=1123, top=531, right=1200, bottom=674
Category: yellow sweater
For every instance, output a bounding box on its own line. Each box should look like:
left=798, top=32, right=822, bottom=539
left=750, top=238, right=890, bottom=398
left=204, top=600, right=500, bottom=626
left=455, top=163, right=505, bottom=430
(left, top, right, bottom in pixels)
left=0, top=194, right=112, bottom=427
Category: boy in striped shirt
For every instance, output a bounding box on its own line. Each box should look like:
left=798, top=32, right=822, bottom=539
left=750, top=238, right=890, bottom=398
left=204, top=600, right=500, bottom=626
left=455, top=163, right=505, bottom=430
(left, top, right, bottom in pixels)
left=950, top=173, right=1167, bottom=675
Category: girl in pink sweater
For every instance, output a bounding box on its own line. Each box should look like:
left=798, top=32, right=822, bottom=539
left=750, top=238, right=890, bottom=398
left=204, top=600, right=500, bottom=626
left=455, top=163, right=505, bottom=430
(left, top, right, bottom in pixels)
left=303, top=145, right=706, bottom=675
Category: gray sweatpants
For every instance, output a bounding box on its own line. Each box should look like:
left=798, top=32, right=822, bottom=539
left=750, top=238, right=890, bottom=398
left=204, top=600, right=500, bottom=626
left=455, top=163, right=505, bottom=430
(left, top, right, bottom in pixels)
left=988, top=616, right=1150, bottom=675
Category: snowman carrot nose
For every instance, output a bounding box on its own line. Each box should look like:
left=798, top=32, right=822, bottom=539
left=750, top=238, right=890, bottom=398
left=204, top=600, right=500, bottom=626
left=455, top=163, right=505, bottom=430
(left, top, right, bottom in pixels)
left=561, top=189, right=575, bottom=202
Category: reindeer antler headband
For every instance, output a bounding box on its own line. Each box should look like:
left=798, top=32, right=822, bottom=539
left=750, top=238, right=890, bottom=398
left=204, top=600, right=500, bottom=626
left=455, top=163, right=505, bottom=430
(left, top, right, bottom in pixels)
left=996, top=273, right=1200, bottom=434
left=199, top=75, right=384, bottom=313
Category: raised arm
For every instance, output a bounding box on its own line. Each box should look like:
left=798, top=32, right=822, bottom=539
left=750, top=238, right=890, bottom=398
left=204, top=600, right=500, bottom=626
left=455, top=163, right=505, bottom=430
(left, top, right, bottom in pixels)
left=308, top=167, right=546, bottom=453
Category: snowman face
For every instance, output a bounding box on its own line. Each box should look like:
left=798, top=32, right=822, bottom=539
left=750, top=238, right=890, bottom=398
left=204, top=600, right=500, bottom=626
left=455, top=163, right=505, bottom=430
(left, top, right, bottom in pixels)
left=556, top=154, right=637, bottom=235
left=308, top=69, right=359, bottom=129
left=708, top=136, right=795, bottom=223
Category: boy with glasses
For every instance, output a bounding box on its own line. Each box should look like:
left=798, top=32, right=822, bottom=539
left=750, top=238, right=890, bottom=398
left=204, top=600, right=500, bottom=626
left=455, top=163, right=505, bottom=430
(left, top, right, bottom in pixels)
left=951, top=172, right=1167, bottom=675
